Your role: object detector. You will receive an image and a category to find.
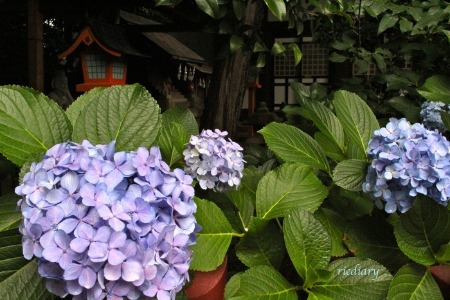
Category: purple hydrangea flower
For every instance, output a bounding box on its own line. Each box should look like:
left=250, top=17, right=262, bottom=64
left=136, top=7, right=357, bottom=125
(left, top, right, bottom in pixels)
left=17, top=141, right=198, bottom=299
left=363, top=118, right=450, bottom=213
left=183, top=129, right=245, bottom=191
left=420, top=100, right=450, bottom=131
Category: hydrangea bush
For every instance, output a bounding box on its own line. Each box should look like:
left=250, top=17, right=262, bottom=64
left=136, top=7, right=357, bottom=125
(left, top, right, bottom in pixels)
left=16, top=140, right=198, bottom=299
left=363, top=118, right=450, bottom=213
left=183, top=129, right=244, bottom=191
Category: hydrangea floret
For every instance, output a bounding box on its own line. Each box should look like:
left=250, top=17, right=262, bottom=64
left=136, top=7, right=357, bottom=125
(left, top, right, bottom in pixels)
left=420, top=100, right=450, bottom=131
left=16, top=140, right=198, bottom=300
left=362, top=118, right=450, bottom=213
left=183, top=129, right=245, bottom=191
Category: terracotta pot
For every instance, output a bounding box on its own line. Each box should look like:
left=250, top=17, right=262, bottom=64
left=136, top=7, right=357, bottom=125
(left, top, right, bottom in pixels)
left=429, top=264, right=450, bottom=299
left=185, top=256, right=228, bottom=300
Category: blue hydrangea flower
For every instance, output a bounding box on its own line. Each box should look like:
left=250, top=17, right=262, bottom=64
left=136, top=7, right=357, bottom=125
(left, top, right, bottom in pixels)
left=420, top=101, right=450, bottom=131
left=16, top=140, right=199, bottom=300
left=183, top=129, right=245, bottom=191
left=363, top=118, right=450, bottom=213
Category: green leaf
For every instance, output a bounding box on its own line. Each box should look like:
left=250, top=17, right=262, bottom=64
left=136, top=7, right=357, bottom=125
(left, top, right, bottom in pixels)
left=228, top=265, right=297, bottom=299
left=329, top=52, right=348, bottom=63
left=159, top=107, right=198, bottom=136
left=436, top=242, right=450, bottom=263
left=442, top=29, right=450, bottom=43
left=225, top=273, right=243, bottom=300
left=328, top=189, right=374, bottom=220
left=0, top=86, right=72, bottom=166
left=394, top=196, right=450, bottom=266
left=373, top=53, right=387, bottom=73
left=190, top=198, right=235, bottom=271
left=331, top=40, right=353, bottom=51
left=315, top=208, right=348, bottom=257
left=195, top=0, right=219, bottom=18
left=417, top=75, right=450, bottom=103
left=284, top=209, right=331, bottom=287
left=378, top=15, right=398, bottom=35
left=157, top=122, right=189, bottom=167
left=271, top=41, right=286, bottom=55
left=65, top=87, right=105, bottom=127
left=440, top=111, right=450, bottom=132
left=0, top=195, right=21, bottom=232
left=314, top=132, right=346, bottom=162
left=240, top=168, right=263, bottom=197
left=344, top=216, right=410, bottom=272
left=302, top=100, right=345, bottom=151
left=0, top=230, right=50, bottom=299
left=264, top=0, right=286, bottom=21
left=333, top=90, right=379, bottom=156
left=230, top=35, right=244, bottom=52
left=236, top=217, right=285, bottom=269
left=256, top=53, right=266, bottom=68
left=399, top=19, right=413, bottom=33
left=290, top=82, right=311, bottom=106
left=387, top=97, right=421, bottom=123
left=256, top=163, right=328, bottom=219
left=72, top=84, right=161, bottom=151
left=227, top=188, right=255, bottom=230
left=289, top=43, right=302, bottom=65
left=253, top=41, right=268, bottom=53
left=232, top=0, right=246, bottom=20
left=387, top=263, right=443, bottom=300
left=259, top=122, right=330, bottom=173
left=333, top=159, right=367, bottom=191
left=309, top=257, right=393, bottom=300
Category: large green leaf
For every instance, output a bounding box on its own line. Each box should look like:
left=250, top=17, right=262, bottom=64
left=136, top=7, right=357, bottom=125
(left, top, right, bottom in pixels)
left=225, top=272, right=243, bottom=300
left=344, top=216, right=409, bottom=272
left=228, top=265, right=298, bottom=300
left=333, top=159, right=368, bottom=191
left=315, top=208, right=348, bottom=257
left=333, top=90, right=379, bottom=156
left=0, top=229, right=50, bottom=299
left=378, top=15, right=398, bottom=35
left=65, top=87, right=105, bottom=127
left=72, top=84, right=161, bottom=151
left=190, top=197, right=235, bottom=271
left=387, top=263, right=443, bottom=300
left=157, top=121, right=189, bottom=167
left=227, top=188, right=255, bottom=230
left=290, top=82, right=311, bottom=106
left=264, top=0, right=286, bottom=21
left=160, top=107, right=198, bottom=136
left=0, top=86, right=72, bottom=166
left=314, top=132, right=346, bottom=162
left=394, top=196, right=450, bottom=266
left=0, top=195, right=21, bottom=232
left=284, top=209, right=331, bottom=288
left=327, top=189, right=374, bottom=220
left=309, top=258, right=392, bottom=300
left=256, top=163, right=328, bottom=219
left=387, top=97, right=421, bottom=123
left=195, top=0, right=219, bottom=18
left=236, top=217, right=285, bottom=269
left=417, top=75, right=450, bottom=103
left=302, top=100, right=345, bottom=151
left=259, top=123, right=330, bottom=174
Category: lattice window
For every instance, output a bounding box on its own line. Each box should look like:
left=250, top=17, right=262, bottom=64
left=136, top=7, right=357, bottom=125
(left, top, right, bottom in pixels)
left=112, top=60, right=125, bottom=79
left=86, top=53, right=107, bottom=79
left=301, top=44, right=329, bottom=77
left=274, top=45, right=300, bottom=77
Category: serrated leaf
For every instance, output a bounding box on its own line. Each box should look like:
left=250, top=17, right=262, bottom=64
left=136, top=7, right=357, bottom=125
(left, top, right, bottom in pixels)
left=264, top=0, right=286, bottom=21
left=328, top=189, right=374, bottom=220
left=0, top=86, right=72, bottom=166
left=0, top=195, right=21, bottom=232
left=228, top=265, right=297, bottom=299
left=157, top=122, right=189, bottom=167
left=0, top=229, right=50, bottom=299
left=290, top=82, right=311, bottom=106
left=227, top=188, right=255, bottom=230
left=256, top=163, right=328, bottom=219
left=289, top=43, right=302, bottom=65
left=333, top=90, right=379, bottom=156
left=284, top=209, right=331, bottom=287
left=159, top=106, right=198, bottom=136
left=378, top=15, right=398, bottom=35
left=190, top=198, right=235, bottom=271
left=344, top=216, right=409, bottom=272
left=387, top=97, right=421, bottom=123
left=72, top=84, right=161, bottom=151
left=436, top=242, right=450, bottom=263
left=225, top=272, right=243, bottom=300
left=195, top=0, right=219, bottom=18
left=417, top=75, right=450, bottom=103
left=333, top=159, right=367, bottom=191
left=314, top=132, right=346, bottom=162
left=65, top=87, right=105, bottom=127
left=387, top=263, right=443, bottom=300
left=315, top=208, right=348, bottom=257
left=259, top=122, right=330, bottom=174
left=329, top=52, right=348, bottom=63
left=309, top=258, right=393, bottom=300
left=271, top=41, right=286, bottom=55
left=236, top=217, right=285, bottom=269
left=302, top=100, right=345, bottom=151
left=394, top=196, right=450, bottom=266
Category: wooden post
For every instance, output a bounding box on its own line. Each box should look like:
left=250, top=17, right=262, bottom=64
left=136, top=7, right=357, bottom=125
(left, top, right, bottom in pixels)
left=247, top=79, right=262, bottom=137
left=28, top=0, right=44, bottom=91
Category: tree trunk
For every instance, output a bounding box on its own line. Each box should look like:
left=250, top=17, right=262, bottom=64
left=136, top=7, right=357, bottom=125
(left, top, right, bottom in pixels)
left=201, top=0, right=266, bottom=139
